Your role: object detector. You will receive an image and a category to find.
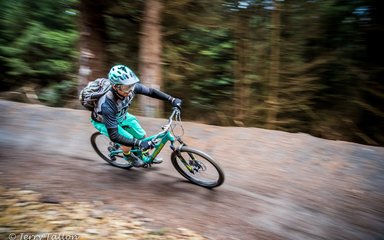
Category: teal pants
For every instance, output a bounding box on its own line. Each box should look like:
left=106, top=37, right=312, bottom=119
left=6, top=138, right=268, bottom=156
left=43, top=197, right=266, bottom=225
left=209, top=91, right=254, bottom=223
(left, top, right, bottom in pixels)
left=91, top=112, right=146, bottom=141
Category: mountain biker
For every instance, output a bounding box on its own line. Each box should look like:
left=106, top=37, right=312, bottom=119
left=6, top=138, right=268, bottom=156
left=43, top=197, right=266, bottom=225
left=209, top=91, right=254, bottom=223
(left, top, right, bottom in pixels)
left=91, top=64, right=182, bottom=167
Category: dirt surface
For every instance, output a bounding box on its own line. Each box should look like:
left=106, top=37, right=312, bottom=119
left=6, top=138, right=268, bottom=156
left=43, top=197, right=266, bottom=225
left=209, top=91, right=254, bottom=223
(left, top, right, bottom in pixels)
left=0, top=100, right=383, bottom=240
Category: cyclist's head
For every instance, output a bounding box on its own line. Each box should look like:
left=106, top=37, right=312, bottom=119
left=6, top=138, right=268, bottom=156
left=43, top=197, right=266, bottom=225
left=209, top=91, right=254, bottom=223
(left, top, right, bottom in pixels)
left=108, top=64, right=140, bottom=86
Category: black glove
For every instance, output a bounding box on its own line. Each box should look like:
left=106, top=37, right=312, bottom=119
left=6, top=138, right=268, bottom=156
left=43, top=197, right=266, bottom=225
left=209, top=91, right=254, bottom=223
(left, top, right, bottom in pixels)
left=134, top=139, right=154, bottom=151
left=171, top=97, right=182, bottom=109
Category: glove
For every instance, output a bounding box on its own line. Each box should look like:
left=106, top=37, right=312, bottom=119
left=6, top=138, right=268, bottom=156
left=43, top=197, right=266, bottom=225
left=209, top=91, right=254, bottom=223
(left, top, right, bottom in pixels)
left=171, top=97, right=182, bottom=109
left=134, top=139, right=154, bottom=151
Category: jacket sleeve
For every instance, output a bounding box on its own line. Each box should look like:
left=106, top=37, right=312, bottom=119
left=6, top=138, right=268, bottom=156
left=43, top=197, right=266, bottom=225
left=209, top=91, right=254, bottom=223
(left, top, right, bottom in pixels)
left=134, top=83, right=174, bottom=102
left=107, top=127, right=137, bottom=147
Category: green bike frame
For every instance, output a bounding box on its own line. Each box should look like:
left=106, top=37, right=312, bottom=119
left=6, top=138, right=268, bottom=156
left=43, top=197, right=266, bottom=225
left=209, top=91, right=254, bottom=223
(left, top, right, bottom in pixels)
left=108, top=109, right=195, bottom=168
left=109, top=131, right=175, bottom=164
left=138, top=130, right=175, bottom=164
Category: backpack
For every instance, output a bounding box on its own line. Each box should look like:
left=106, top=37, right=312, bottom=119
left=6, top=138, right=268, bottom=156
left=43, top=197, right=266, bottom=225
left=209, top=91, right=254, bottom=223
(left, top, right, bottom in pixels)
left=79, top=78, right=111, bottom=111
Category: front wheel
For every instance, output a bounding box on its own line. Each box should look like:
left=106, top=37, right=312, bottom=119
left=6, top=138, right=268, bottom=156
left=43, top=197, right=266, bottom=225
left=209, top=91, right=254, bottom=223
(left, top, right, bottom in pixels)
left=171, top=146, right=225, bottom=188
left=90, top=132, right=133, bottom=169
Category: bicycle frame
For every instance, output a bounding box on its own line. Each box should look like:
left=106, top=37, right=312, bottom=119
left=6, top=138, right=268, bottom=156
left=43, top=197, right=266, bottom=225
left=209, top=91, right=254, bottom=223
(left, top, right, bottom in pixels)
left=136, top=129, right=175, bottom=164
left=109, top=108, right=179, bottom=164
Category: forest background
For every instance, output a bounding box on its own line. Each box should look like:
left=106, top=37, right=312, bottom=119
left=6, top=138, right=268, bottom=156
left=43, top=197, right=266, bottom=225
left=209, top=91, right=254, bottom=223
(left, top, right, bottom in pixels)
left=0, top=0, right=383, bottom=146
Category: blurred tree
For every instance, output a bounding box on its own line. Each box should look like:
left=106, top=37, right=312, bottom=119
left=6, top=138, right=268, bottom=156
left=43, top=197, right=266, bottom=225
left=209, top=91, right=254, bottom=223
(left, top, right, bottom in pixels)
left=0, top=0, right=78, bottom=92
left=78, top=0, right=108, bottom=89
left=138, top=0, right=164, bottom=117
left=233, top=4, right=254, bottom=125
left=267, top=1, right=325, bottom=133
left=1, top=0, right=382, bottom=145
left=358, top=0, right=384, bottom=144
left=162, top=0, right=235, bottom=123
left=104, top=1, right=143, bottom=69
left=300, top=0, right=384, bottom=144
left=266, top=1, right=281, bottom=129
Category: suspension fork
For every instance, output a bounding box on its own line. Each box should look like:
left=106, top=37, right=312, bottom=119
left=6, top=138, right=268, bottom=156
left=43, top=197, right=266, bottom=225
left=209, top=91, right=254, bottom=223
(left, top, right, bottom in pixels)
left=170, top=137, right=196, bottom=173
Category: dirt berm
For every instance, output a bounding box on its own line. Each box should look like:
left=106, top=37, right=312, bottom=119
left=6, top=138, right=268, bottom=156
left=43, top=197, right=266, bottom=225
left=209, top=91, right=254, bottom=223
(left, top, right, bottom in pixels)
left=0, top=100, right=383, bottom=240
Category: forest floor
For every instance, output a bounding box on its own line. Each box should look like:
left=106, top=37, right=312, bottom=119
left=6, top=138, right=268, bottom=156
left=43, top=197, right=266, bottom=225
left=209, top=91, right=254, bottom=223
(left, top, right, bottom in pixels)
left=0, top=187, right=205, bottom=240
left=0, top=100, right=383, bottom=240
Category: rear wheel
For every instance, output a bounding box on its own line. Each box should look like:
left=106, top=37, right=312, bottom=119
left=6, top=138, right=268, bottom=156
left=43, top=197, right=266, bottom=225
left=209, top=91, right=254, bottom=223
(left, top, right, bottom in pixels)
left=90, top=132, right=133, bottom=169
left=171, top=146, right=225, bottom=188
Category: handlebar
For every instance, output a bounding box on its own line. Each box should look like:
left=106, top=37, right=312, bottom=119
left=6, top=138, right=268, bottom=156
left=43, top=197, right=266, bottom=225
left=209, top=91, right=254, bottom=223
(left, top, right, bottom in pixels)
left=163, top=107, right=181, bottom=131
left=148, top=107, right=183, bottom=145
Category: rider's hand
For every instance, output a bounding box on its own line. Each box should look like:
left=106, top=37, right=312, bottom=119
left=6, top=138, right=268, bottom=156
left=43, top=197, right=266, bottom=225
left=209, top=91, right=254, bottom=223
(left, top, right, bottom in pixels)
left=134, top=139, right=154, bottom=151
left=171, top=97, right=182, bottom=109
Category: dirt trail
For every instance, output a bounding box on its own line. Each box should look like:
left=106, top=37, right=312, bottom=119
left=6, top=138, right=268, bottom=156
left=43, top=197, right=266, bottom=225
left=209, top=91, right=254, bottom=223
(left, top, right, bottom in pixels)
left=0, top=100, right=383, bottom=240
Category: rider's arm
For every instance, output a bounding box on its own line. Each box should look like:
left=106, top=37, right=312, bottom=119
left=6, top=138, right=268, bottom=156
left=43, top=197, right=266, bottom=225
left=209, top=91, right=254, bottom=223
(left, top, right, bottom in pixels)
left=107, top=128, right=138, bottom=147
left=134, top=83, right=176, bottom=102
left=101, top=100, right=137, bottom=147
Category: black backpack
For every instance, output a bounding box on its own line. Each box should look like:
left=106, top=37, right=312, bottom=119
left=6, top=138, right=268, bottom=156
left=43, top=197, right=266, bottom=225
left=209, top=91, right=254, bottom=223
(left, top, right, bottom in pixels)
left=79, top=78, right=111, bottom=111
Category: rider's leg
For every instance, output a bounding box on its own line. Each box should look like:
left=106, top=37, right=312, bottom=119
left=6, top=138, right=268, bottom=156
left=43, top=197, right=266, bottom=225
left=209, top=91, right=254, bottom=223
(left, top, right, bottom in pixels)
left=91, top=118, right=145, bottom=167
left=91, top=118, right=134, bottom=155
left=121, top=113, right=162, bottom=164
left=91, top=115, right=162, bottom=165
left=120, top=113, right=146, bottom=140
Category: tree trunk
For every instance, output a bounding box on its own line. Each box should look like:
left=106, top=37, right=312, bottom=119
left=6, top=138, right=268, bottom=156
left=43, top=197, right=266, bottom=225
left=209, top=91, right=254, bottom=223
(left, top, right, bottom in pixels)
left=138, top=0, right=164, bottom=118
left=234, top=11, right=251, bottom=125
left=266, top=3, right=281, bottom=129
left=77, top=0, right=107, bottom=92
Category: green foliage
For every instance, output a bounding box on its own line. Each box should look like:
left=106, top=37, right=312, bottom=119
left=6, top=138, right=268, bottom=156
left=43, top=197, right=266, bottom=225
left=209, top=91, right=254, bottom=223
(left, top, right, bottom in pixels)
left=0, top=0, right=78, bottom=94
left=162, top=1, right=235, bottom=118
left=104, top=0, right=143, bottom=69
left=38, top=80, right=77, bottom=107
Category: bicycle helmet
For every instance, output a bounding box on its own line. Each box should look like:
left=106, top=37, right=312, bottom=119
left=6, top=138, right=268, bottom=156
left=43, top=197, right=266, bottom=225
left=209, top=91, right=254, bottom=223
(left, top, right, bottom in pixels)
left=108, top=65, right=140, bottom=86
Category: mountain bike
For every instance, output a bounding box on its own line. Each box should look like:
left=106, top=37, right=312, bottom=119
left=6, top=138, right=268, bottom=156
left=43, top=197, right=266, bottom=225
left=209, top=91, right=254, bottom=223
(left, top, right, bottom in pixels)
left=90, top=108, right=225, bottom=188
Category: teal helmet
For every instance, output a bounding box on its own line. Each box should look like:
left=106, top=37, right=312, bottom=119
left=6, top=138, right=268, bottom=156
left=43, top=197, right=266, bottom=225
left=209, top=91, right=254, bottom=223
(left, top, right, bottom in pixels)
left=108, top=65, right=140, bottom=85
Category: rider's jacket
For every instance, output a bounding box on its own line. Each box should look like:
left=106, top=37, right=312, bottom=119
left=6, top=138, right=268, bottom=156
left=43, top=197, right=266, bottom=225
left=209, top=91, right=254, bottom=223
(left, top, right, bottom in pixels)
left=92, top=83, right=172, bottom=147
